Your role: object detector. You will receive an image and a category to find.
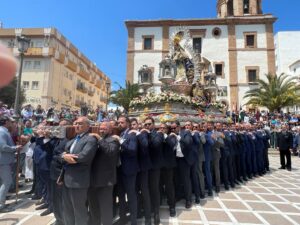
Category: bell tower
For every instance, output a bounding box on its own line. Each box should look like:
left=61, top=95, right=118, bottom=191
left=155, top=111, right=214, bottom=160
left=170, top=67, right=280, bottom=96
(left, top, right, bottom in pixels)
left=217, top=0, right=263, bottom=18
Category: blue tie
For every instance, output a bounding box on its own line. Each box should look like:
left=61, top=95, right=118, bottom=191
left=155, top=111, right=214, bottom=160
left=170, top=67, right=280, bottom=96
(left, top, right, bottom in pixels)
left=70, top=135, right=81, bottom=153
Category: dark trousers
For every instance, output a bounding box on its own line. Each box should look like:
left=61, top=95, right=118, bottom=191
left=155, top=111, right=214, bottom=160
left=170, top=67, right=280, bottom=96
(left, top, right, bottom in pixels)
left=191, top=161, right=200, bottom=198
left=220, top=152, right=234, bottom=187
left=62, top=186, right=89, bottom=225
left=234, top=153, right=241, bottom=180
left=137, top=170, right=151, bottom=220
left=240, top=149, right=247, bottom=179
left=40, top=170, right=51, bottom=208
left=50, top=180, right=64, bottom=225
left=251, top=148, right=257, bottom=174
left=263, top=147, right=269, bottom=171
left=33, top=163, right=43, bottom=198
left=204, top=159, right=212, bottom=191
left=160, top=167, right=175, bottom=208
left=118, top=173, right=137, bottom=225
left=246, top=149, right=253, bottom=177
left=196, top=161, right=205, bottom=196
left=88, top=186, right=113, bottom=225
left=280, top=150, right=291, bottom=169
left=212, top=156, right=221, bottom=189
left=149, top=169, right=161, bottom=214
left=177, top=158, right=192, bottom=202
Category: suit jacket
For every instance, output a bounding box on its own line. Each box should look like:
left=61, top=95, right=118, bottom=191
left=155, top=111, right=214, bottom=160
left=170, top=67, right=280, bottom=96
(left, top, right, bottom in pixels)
left=0, top=126, right=16, bottom=165
left=91, top=136, right=120, bottom=187
left=149, top=130, right=164, bottom=169
left=63, top=133, right=97, bottom=189
left=163, top=134, right=177, bottom=168
left=120, top=129, right=139, bottom=176
left=39, top=137, right=59, bottom=171
left=179, top=129, right=194, bottom=166
left=193, top=132, right=206, bottom=162
left=277, top=131, right=293, bottom=151
left=203, top=131, right=214, bottom=162
left=50, top=138, right=69, bottom=180
left=137, top=130, right=152, bottom=171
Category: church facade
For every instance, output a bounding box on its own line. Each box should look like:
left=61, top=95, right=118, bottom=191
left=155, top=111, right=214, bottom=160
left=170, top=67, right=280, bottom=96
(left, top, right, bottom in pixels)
left=125, top=0, right=276, bottom=111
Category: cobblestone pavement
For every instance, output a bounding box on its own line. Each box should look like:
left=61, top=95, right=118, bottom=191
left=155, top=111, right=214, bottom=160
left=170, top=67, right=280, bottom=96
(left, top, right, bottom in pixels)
left=1, top=153, right=300, bottom=225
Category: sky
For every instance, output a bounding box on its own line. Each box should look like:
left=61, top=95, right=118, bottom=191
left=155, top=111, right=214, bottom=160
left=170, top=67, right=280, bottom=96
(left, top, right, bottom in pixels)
left=1, top=0, right=300, bottom=90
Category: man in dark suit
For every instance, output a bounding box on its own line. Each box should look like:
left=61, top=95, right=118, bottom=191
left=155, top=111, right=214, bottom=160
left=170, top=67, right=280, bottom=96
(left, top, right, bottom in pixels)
left=88, top=122, right=120, bottom=225
left=131, top=118, right=152, bottom=225
left=171, top=120, right=193, bottom=209
left=277, top=124, right=293, bottom=171
left=61, top=117, right=98, bottom=225
left=49, top=120, right=70, bottom=225
left=145, top=117, right=164, bottom=225
left=117, top=116, right=139, bottom=225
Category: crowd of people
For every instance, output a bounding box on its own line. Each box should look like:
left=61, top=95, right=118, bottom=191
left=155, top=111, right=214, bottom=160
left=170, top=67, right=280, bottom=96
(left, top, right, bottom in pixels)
left=0, top=106, right=299, bottom=225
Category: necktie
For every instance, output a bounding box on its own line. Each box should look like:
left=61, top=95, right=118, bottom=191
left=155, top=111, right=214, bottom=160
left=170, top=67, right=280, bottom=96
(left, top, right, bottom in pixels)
left=70, top=135, right=80, bottom=153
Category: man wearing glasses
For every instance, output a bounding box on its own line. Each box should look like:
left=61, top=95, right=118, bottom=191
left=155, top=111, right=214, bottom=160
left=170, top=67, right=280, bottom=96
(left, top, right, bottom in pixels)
left=161, top=123, right=177, bottom=217
left=117, top=116, right=139, bottom=225
left=131, top=118, right=152, bottom=225
left=61, top=116, right=98, bottom=225
left=144, top=117, right=164, bottom=225
left=171, top=120, right=193, bottom=209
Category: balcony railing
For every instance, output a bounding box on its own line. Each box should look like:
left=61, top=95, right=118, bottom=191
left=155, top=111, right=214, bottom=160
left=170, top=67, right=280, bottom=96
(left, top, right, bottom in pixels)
left=88, top=90, right=95, bottom=96
left=66, top=59, right=77, bottom=72
left=76, top=83, right=88, bottom=93
left=78, top=68, right=90, bottom=81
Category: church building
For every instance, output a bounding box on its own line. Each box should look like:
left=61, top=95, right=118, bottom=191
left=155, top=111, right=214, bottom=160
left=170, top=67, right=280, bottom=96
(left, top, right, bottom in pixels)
left=125, top=0, right=276, bottom=111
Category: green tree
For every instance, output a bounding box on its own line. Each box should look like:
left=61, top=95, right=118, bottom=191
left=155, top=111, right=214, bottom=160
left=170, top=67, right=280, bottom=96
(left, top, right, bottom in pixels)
left=109, top=81, right=141, bottom=112
left=244, top=73, right=300, bottom=112
left=0, top=77, right=26, bottom=108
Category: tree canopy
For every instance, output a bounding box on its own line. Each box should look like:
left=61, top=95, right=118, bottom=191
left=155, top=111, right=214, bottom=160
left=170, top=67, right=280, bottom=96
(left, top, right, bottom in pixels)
left=109, top=81, right=141, bottom=112
left=244, top=73, right=300, bottom=112
left=0, top=77, right=26, bottom=108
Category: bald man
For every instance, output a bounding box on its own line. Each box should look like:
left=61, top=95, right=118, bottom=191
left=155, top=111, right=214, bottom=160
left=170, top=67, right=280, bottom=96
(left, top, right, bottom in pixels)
left=61, top=117, right=98, bottom=225
left=88, top=122, right=120, bottom=225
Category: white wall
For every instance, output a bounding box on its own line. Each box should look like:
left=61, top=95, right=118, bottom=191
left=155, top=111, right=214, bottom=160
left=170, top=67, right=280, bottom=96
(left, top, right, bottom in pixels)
left=275, top=32, right=300, bottom=75
left=236, top=24, right=267, bottom=48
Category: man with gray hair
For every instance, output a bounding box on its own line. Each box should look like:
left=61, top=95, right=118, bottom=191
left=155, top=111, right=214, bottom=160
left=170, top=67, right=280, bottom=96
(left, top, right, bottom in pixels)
left=0, top=116, right=22, bottom=213
left=88, top=122, right=120, bottom=225
left=61, top=116, right=98, bottom=225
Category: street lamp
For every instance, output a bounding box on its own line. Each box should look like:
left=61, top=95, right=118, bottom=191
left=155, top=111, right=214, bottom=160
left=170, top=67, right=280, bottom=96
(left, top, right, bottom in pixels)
left=14, top=35, right=30, bottom=118
left=105, top=81, right=111, bottom=112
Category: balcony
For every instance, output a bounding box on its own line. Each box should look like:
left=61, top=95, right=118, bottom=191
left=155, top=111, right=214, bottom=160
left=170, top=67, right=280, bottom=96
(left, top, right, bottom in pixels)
left=89, top=76, right=96, bottom=84
left=78, top=68, right=90, bottom=81
left=55, top=51, right=65, bottom=64
left=75, top=100, right=84, bottom=107
left=88, top=90, right=95, bottom=97
left=66, top=59, right=77, bottom=72
left=25, top=47, right=43, bottom=56
left=76, top=83, right=88, bottom=93
left=95, top=80, right=101, bottom=88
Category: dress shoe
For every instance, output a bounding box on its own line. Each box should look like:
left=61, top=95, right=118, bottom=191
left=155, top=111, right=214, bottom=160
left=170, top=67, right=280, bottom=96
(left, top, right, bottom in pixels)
left=278, top=166, right=285, bottom=169
left=185, top=201, right=192, bottom=209
left=230, top=183, right=235, bottom=189
left=145, top=218, right=152, bottom=225
left=36, top=199, right=45, bottom=206
left=40, top=208, right=53, bottom=216
left=31, top=195, right=41, bottom=200
left=208, top=190, right=213, bottom=197
left=287, top=168, right=292, bottom=171
left=224, top=185, right=229, bottom=191
left=195, top=197, right=200, bottom=204
left=215, top=186, right=220, bottom=193
left=154, top=213, right=160, bottom=225
left=243, top=177, right=248, bottom=182
left=0, top=207, right=15, bottom=213
left=169, top=208, right=176, bottom=217
left=200, top=194, right=205, bottom=199
left=36, top=203, right=48, bottom=210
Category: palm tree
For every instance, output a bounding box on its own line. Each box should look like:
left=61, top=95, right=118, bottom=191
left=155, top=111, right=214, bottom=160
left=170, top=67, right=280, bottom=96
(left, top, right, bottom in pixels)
left=244, top=73, right=300, bottom=112
left=109, top=81, right=141, bottom=112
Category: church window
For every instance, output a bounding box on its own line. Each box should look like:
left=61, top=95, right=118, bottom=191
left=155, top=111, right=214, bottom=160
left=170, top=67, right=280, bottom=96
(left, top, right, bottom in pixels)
left=193, top=38, right=202, bottom=54
left=227, top=0, right=233, bottom=16
left=143, top=36, right=154, bottom=50
left=246, top=67, right=259, bottom=84
left=244, top=0, right=250, bottom=14
left=214, top=62, right=225, bottom=78
left=244, top=32, right=257, bottom=48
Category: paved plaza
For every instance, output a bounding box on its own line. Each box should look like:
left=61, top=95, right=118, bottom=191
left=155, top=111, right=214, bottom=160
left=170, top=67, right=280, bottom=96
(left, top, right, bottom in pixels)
left=1, top=153, right=300, bottom=225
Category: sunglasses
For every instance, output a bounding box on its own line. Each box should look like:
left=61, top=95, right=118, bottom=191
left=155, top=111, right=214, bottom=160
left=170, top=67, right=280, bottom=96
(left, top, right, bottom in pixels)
left=170, top=127, right=177, bottom=130
left=144, top=123, right=152, bottom=126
